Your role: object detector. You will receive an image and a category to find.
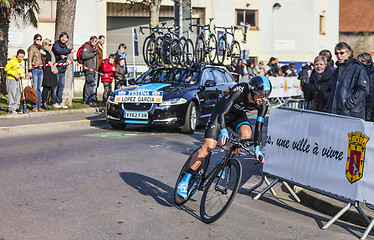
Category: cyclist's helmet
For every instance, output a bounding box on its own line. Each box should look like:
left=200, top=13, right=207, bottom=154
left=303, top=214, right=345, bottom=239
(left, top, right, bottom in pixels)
left=248, top=75, right=272, bottom=99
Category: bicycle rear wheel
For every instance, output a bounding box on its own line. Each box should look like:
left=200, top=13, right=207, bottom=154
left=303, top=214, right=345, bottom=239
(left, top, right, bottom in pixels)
left=195, top=35, right=205, bottom=66
left=230, top=41, right=241, bottom=67
left=174, top=148, right=211, bottom=206
left=161, top=37, right=172, bottom=67
left=200, top=158, right=242, bottom=224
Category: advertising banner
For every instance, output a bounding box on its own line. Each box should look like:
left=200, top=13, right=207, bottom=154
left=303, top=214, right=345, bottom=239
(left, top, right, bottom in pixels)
left=264, top=108, right=374, bottom=203
left=268, top=76, right=303, bottom=98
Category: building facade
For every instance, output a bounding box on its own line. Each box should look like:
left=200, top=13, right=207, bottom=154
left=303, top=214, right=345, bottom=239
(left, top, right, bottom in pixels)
left=8, top=0, right=339, bottom=67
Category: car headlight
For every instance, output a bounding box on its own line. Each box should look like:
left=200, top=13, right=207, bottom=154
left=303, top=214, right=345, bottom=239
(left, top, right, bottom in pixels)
left=159, top=97, right=187, bottom=106
left=108, top=93, right=117, bottom=104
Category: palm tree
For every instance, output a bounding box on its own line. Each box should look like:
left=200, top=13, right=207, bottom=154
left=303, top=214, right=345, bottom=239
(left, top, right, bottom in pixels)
left=0, top=0, right=39, bottom=95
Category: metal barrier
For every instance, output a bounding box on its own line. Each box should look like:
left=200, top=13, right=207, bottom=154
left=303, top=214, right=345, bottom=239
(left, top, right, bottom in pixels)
left=249, top=101, right=374, bottom=239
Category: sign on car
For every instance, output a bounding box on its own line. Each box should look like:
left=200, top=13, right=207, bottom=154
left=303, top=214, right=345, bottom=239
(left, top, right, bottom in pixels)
left=115, top=90, right=163, bottom=103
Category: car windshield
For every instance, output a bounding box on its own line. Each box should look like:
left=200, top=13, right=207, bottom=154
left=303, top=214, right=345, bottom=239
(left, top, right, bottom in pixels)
left=135, top=68, right=200, bottom=86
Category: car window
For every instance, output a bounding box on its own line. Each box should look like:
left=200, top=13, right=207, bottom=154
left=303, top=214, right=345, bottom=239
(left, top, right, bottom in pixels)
left=224, top=71, right=234, bottom=83
left=212, top=69, right=226, bottom=84
left=201, top=69, right=215, bottom=85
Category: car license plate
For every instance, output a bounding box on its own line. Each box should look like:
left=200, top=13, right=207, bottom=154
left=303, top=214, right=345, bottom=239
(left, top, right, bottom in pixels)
left=125, top=112, right=148, bottom=119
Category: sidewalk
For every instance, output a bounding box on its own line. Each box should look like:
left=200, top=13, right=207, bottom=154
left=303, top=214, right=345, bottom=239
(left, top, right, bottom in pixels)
left=0, top=107, right=107, bottom=135
left=0, top=106, right=373, bottom=235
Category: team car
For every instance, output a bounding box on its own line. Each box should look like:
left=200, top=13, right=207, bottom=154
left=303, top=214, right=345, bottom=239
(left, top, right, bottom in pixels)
left=106, top=66, right=236, bottom=133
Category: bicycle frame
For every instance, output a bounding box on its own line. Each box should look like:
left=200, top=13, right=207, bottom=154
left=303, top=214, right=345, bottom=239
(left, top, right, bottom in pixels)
left=199, top=138, right=254, bottom=190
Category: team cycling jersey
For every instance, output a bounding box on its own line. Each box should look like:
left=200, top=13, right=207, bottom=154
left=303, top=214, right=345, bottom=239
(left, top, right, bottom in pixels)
left=205, top=82, right=269, bottom=146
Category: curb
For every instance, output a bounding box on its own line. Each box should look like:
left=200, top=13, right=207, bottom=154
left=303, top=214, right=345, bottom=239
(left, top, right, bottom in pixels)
left=0, top=107, right=105, bottom=119
left=0, top=118, right=108, bottom=136
left=295, top=188, right=373, bottom=227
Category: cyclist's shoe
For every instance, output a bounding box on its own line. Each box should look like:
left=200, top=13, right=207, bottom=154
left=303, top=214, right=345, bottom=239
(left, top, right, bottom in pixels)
left=177, top=173, right=192, bottom=199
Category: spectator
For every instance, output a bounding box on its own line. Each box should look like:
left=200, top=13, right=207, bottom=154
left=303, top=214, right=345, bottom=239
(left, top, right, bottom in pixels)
left=115, top=43, right=127, bottom=65
left=247, top=61, right=255, bottom=78
left=287, top=62, right=297, bottom=76
left=266, top=57, right=279, bottom=77
left=253, top=61, right=266, bottom=76
left=82, top=36, right=98, bottom=106
left=357, top=53, right=374, bottom=121
left=301, top=55, right=333, bottom=112
left=114, top=58, right=127, bottom=89
left=234, top=59, right=245, bottom=82
left=319, top=49, right=335, bottom=68
left=27, top=34, right=46, bottom=112
left=101, top=54, right=117, bottom=103
left=52, top=32, right=75, bottom=108
left=327, top=42, right=369, bottom=119
left=94, top=35, right=105, bottom=104
left=41, top=38, right=58, bottom=110
left=5, top=49, right=25, bottom=114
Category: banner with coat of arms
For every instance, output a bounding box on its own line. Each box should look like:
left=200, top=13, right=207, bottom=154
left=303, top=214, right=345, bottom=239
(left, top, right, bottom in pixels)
left=264, top=108, right=374, bottom=204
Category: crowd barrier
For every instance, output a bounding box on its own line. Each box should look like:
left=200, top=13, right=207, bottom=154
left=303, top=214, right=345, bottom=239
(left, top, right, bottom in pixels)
left=249, top=99, right=374, bottom=239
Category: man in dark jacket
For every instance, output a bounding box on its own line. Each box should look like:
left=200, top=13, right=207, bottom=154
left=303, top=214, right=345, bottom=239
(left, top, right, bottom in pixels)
left=327, top=42, right=369, bottom=119
left=52, top=32, right=75, bottom=108
left=82, top=36, right=97, bottom=105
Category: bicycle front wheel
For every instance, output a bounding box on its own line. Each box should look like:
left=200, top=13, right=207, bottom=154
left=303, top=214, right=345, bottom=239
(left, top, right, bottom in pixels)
left=200, top=158, right=242, bottom=224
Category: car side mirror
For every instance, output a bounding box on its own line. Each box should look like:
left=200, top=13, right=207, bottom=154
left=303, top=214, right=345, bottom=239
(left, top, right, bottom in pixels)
left=204, top=80, right=216, bottom=87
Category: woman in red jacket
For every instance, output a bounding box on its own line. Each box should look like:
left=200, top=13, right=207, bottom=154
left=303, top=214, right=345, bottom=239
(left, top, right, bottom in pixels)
left=101, top=54, right=117, bottom=104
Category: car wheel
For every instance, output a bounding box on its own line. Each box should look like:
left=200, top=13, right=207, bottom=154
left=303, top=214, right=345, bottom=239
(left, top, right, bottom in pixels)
left=181, top=102, right=198, bottom=134
left=110, top=122, right=127, bottom=130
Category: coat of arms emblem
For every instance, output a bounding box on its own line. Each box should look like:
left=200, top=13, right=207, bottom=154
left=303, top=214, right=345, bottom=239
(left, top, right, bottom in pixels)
left=346, top=132, right=370, bottom=184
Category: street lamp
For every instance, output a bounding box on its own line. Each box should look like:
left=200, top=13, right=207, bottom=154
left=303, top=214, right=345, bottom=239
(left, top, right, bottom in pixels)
left=271, top=2, right=281, bottom=57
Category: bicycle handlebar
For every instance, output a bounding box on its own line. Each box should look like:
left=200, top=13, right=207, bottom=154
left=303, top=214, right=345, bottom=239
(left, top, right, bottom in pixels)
left=221, top=137, right=263, bottom=164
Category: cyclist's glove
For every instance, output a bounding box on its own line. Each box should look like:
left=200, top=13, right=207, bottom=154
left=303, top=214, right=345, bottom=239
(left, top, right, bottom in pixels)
left=219, top=128, right=229, bottom=141
left=254, top=145, right=264, bottom=159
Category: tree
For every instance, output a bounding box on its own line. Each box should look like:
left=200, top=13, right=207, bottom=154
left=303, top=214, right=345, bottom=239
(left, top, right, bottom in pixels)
left=124, top=0, right=163, bottom=27
left=0, top=0, right=39, bottom=96
left=54, top=0, right=77, bottom=106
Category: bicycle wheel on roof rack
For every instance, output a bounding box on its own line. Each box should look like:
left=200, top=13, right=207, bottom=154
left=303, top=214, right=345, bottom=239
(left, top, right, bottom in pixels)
left=207, top=34, right=217, bottom=64
left=230, top=41, right=241, bottom=67
left=182, top=38, right=194, bottom=68
left=160, top=37, right=172, bottom=68
left=170, top=39, right=181, bottom=68
left=155, top=36, right=165, bottom=67
left=195, top=35, right=205, bottom=66
left=217, top=36, right=227, bottom=65
left=143, top=36, right=156, bottom=67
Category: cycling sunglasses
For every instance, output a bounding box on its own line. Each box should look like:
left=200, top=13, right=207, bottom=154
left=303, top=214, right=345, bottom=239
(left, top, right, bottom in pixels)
left=253, top=90, right=270, bottom=98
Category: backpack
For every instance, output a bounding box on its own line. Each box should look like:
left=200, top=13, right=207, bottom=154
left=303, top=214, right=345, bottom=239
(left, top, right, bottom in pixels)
left=76, top=43, right=94, bottom=63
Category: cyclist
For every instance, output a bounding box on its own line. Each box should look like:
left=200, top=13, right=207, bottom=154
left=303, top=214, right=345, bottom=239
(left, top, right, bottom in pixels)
left=177, top=75, right=272, bottom=199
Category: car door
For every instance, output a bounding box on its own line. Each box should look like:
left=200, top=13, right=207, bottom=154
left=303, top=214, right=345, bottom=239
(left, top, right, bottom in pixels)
left=199, top=68, right=220, bottom=117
